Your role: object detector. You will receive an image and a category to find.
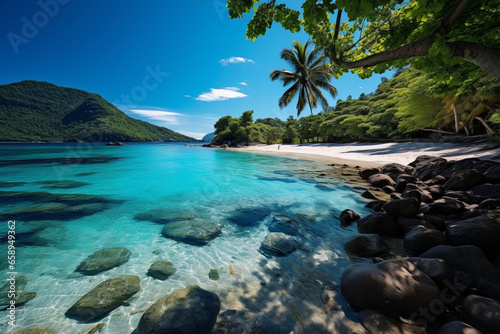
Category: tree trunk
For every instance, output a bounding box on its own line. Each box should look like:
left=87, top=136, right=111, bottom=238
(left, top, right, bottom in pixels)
left=451, top=42, right=500, bottom=80
left=460, top=122, right=471, bottom=136
left=453, top=104, right=459, bottom=132
left=475, top=116, right=497, bottom=135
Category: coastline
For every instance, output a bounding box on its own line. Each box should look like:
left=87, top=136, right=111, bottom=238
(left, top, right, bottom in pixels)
left=224, top=142, right=500, bottom=167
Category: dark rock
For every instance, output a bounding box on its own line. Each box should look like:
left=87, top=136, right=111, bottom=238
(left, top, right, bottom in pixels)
left=410, top=156, right=448, bottom=180
left=395, top=179, right=408, bottom=193
left=484, top=164, right=500, bottom=183
left=397, top=217, right=436, bottom=233
left=420, top=197, right=465, bottom=215
left=261, top=232, right=300, bottom=256
left=365, top=200, right=387, bottom=212
left=463, top=294, right=500, bottom=334
left=209, top=269, right=219, bottom=280
left=397, top=174, right=418, bottom=183
left=404, top=226, right=448, bottom=256
left=344, top=234, right=390, bottom=258
left=268, top=214, right=299, bottom=236
left=148, top=261, right=177, bottom=280
left=408, top=257, right=454, bottom=287
left=361, top=190, right=383, bottom=200
left=444, top=169, right=484, bottom=191
left=382, top=163, right=407, bottom=181
left=390, top=193, right=402, bottom=200
left=358, top=310, right=427, bottom=334
left=136, top=285, right=220, bottom=334
left=161, top=220, right=222, bottom=245
left=444, top=190, right=471, bottom=203
left=420, top=245, right=500, bottom=286
left=106, top=142, right=124, bottom=146
left=383, top=198, right=420, bottom=217
left=340, top=259, right=441, bottom=319
left=76, top=247, right=131, bottom=275
left=383, top=185, right=395, bottom=193
left=402, top=189, right=422, bottom=202
left=357, top=212, right=400, bottom=236
left=422, top=214, right=448, bottom=231
left=437, top=321, right=482, bottom=334
left=134, top=207, right=198, bottom=224
left=359, top=168, right=381, bottom=180
left=368, top=174, right=396, bottom=188
left=66, top=275, right=140, bottom=321
left=470, top=184, right=500, bottom=202
left=0, top=290, right=36, bottom=309
left=339, top=209, right=361, bottom=226
left=406, top=183, right=419, bottom=190
left=445, top=215, right=500, bottom=255
left=479, top=198, right=500, bottom=209
left=427, top=184, right=445, bottom=198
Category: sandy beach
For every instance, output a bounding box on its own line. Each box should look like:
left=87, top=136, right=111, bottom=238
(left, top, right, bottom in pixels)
left=228, top=142, right=500, bottom=167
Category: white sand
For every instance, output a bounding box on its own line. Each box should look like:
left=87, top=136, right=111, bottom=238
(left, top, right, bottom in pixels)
left=229, top=142, right=500, bottom=167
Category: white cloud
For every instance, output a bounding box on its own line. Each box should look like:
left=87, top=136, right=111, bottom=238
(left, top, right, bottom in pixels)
left=219, top=57, right=255, bottom=66
left=184, top=94, right=192, bottom=98
left=359, top=86, right=363, bottom=89
left=195, top=87, right=247, bottom=102
left=239, top=82, right=248, bottom=86
left=129, top=109, right=184, bottom=125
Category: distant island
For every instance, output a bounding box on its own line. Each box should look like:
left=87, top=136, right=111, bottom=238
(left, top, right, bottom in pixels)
left=202, top=132, right=215, bottom=142
left=0, top=80, right=196, bottom=142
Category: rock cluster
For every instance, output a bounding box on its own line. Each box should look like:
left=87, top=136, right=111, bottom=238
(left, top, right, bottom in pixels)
left=342, top=156, right=500, bottom=333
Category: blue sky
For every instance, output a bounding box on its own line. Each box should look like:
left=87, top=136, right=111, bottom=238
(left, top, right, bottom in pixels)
left=0, top=0, right=393, bottom=139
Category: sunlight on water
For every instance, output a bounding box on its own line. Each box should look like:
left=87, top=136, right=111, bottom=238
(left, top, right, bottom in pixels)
left=0, top=143, right=371, bottom=333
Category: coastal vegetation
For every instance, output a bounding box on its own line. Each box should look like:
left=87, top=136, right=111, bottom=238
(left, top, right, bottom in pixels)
left=0, top=80, right=196, bottom=142
left=212, top=68, right=500, bottom=144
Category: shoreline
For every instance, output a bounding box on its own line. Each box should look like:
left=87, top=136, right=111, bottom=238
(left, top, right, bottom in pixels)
left=224, top=142, right=500, bottom=167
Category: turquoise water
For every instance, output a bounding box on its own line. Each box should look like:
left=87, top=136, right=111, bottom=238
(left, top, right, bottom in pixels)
left=0, top=143, right=371, bottom=333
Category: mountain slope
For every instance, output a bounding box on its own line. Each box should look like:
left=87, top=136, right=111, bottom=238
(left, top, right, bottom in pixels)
left=202, top=132, right=215, bottom=141
left=0, top=80, right=196, bottom=142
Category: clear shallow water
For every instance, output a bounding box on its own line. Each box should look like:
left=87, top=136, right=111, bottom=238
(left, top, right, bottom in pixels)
left=0, top=143, right=371, bottom=333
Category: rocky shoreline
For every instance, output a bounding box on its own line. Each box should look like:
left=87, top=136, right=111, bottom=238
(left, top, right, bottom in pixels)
left=339, top=155, right=500, bottom=333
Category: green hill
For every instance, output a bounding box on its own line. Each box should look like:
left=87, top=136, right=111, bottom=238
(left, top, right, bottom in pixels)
left=0, top=80, right=196, bottom=142
left=202, top=132, right=215, bottom=141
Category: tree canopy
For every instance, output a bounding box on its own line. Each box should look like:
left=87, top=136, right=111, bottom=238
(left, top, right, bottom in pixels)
left=226, top=0, right=500, bottom=90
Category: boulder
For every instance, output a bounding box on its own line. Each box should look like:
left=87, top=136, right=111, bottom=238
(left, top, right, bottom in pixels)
left=261, top=232, right=300, bottom=256
left=76, top=247, right=132, bottom=275
left=420, top=245, right=500, bottom=286
left=161, top=220, right=221, bottom=245
left=484, top=164, right=500, bottom=183
left=341, top=259, right=441, bottom=319
left=427, top=184, right=445, bottom=198
left=361, top=190, right=384, bottom=200
left=382, top=163, right=408, bottom=180
left=357, top=213, right=400, bottom=236
left=420, top=197, right=465, bottom=215
left=383, top=198, right=420, bottom=217
left=479, top=198, right=500, bottom=209
left=410, top=156, right=448, bottom=180
left=408, top=257, right=454, bottom=287
left=395, top=179, right=408, bottom=193
left=148, top=261, right=177, bottom=280
left=445, top=215, right=500, bottom=255
left=136, top=285, right=220, bottom=334
left=339, top=209, right=361, bottom=226
left=402, top=189, right=422, bottom=202
left=463, top=295, right=500, bottom=334
left=397, top=174, right=418, bottom=183
left=368, top=174, right=396, bottom=188
left=444, top=169, right=484, bottom=191
left=470, top=184, right=500, bottom=202
left=66, top=275, right=140, bottom=321
left=437, top=321, right=482, bottom=334
left=444, top=190, right=471, bottom=203
left=359, top=168, right=381, bottom=180
left=396, top=217, right=436, bottom=233
left=344, top=234, right=390, bottom=258
left=383, top=185, right=395, bottom=193
left=404, top=225, right=448, bottom=256
left=358, top=310, right=427, bottom=334
left=365, top=200, right=387, bottom=212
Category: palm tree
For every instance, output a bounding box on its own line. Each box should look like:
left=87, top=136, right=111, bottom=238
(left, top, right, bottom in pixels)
left=270, top=40, right=337, bottom=117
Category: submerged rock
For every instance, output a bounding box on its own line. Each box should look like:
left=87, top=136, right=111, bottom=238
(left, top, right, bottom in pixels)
left=0, top=276, right=36, bottom=308
left=136, top=285, right=220, bottom=334
left=341, top=259, right=441, bottom=319
left=65, top=275, right=140, bottom=321
left=260, top=232, right=300, bottom=256
left=11, top=329, right=54, bottom=334
left=76, top=247, right=132, bottom=275
left=358, top=310, right=427, bottom=334
left=339, top=209, right=361, bottom=226
left=148, top=261, right=177, bottom=280
left=78, top=323, right=105, bottom=334
left=134, top=207, right=198, bottom=224
left=344, top=234, right=390, bottom=258
left=161, top=220, right=221, bottom=245
left=209, top=269, right=219, bottom=280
